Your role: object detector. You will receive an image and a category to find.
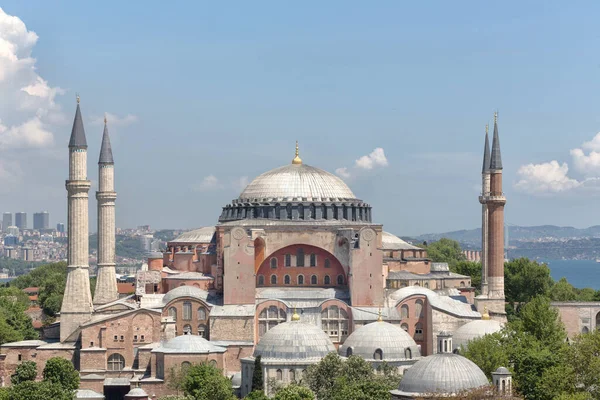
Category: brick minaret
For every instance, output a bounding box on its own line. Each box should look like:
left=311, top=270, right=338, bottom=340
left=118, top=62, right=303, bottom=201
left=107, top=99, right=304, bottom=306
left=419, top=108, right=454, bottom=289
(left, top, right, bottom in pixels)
left=61, top=97, right=94, bottom=342
left=93, top=117, right=118, bottom=305
left=479, top=124, right=491, bottom=296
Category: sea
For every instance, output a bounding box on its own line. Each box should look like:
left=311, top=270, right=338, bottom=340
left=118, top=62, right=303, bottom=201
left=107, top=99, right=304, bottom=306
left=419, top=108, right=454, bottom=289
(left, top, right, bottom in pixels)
left=542, top=259, right=600, bottom=290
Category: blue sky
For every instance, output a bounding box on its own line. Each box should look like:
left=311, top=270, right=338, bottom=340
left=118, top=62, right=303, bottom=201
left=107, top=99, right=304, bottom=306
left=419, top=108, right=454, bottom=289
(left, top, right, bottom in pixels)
left=1, top=1, right=600, bottom=235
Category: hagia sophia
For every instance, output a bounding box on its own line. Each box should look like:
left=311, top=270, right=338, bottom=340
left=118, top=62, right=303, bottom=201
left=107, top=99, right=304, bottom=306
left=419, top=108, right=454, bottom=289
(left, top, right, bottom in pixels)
left=0, top=101, right=512, bottom=399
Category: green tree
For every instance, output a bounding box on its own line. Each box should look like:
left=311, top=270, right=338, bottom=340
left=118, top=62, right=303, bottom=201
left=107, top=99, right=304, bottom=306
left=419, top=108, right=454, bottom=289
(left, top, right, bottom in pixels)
left=273, top=384, right=315, bottom=400
left=305, top=353, right=343, bottom=400
left=9, top=380, right=73, bottom=400
left=563, top=329, right=600, bottom=398
left=42, top=357, right=80, bottom=392
left=514, top=295, right=566, bottom=348
left=11, top=360, right=37, bottom=385
left=504, top=258, right=553, bottom=309
left=252, top=355, right=264, bottom=391
left=550, top=278, right=577, bottom=301
left=245, top=391, right=269, bottom=400
left=462, top=332, right=510, bottom=379
left=450, top=261, right=481, bottom=291
left=167, top=366, right=187, bottom=395
left=425, top=238, right=465, bottom=267
left=182, top=363, right=236, bottom=400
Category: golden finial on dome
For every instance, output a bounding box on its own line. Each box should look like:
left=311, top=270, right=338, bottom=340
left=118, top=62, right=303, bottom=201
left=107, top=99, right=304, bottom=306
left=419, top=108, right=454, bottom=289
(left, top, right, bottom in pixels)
left=482, top=306, right=490, bottom=320
left=377, top=307, right=383, bottom=322
left=292, top=141, right=302, bottom=165
left=292, top=307, right=300, bottom=321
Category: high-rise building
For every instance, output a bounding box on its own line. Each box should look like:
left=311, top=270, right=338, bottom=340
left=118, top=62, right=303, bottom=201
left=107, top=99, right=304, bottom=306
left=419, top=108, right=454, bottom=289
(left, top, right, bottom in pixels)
left=14, top=212, right=26, bottom=230
left=2, top=213, right=12, bottom=232
left=56, top=223, right=65, bottom=233
left=33, top=211, right=50, bottom=230
left=6, top=226, right=19, bottom=236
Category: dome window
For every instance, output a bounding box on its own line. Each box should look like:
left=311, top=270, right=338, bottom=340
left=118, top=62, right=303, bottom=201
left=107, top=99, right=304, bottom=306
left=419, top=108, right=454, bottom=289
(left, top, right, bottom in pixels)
left=374, top=349, right=383, bottom=360
left=324, top=275, right=331, bottom=285
left=311, top=275, right=318, bottom=285
left=346, top=347, right=353, bottom=357
left=270, top=275, right=277, bottom=285
left=297, top=274, right=304, bottom=285
left=284, top=275, right=291, bottom=285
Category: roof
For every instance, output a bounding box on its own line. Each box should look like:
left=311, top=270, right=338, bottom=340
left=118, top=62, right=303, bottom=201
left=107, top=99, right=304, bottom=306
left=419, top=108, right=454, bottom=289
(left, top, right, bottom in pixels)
left=152, top=335, right=226, bottom=354
left=166, top=272, right=213, bottom=280
left=171, top=227, right=216, bottom=243
left=125, top=388, right=148, bottom=398
left=98, top=122, right=114, bottom=164
left=351, top=307, right=401, bottom=321
left=219, top=219, right=377, bottom=228
left=453, top=319, right=503, bottom=351
left=23, top=287, right=39, bottom=293
left=117, top=283, right=135, bottom=294
left=339, top=321, right=421, bottom=361
left=210, top=304, right=255, bottom=317
left=482, top=131, right=491, bottom=173
left=163, top=285, right=209, bottom=305
left=390, top=287, right=480, bottom=318
left=381, top=232, right=421, bottom=250
left=254, top=319, right=335, bottom=361
left=69, top=103, right=88, bottom=148
left=238, top=163, right=358, bottom=203
left=392, top=353, right=488, bottom=396
left=75, top=389, right=105, bottom=399
left=490, top=118, right=502, bottom=170
left=1, top=339, right=47, bottom=348
left=387, top=271, right=470, bottom=281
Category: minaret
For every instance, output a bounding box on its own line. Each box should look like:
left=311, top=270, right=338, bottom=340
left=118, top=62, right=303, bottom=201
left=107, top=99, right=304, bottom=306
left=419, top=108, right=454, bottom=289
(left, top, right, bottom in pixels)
left=486, top=112, right=506, bottom=314
left=61, top=96, right=94, bottom=342
left=479, top=124, right=491, bottom=296
left=93, top=116, right=118, bottom=305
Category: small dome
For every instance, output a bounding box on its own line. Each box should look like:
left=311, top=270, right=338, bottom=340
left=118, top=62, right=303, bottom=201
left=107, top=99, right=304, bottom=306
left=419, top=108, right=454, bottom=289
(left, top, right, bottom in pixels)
left=394, top=353, right=488, bottom=396
left=494, top=367, right=511, bottom=375
left=254, top=319, right=335, bottom=360
left=153, top=334, right=226, bottom=354
left=339, top=321, right=420, bottom=360
left=148, top=251, right=163, bottom=259
left=453, top=319, right=503, bottom=351
left=381, top=232, right=421, bottom=251
left=231, top=372, right=242, bottom=387
left=163, top=285, right=208, bottom=305
left=171, top=227, right=216, bottom=243
left=238, top=163, right=358, bottom=202
left=125, top=388, right=148, bottom=398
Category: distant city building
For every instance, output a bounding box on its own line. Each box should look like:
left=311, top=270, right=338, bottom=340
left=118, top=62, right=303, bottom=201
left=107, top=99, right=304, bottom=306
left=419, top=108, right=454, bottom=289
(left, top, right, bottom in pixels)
left=33, top=211, right=50, bottom=230
left=4, top=247, right=16, bottom=259
left=56, top=223, right=65, bottom=233
left=21, top=247, right=33, bottom=261
left=139, top=234, right=153, bottom=252
left=15, top=212, right=27, bottom=230
left=3, top=235, right=18, bottom=246
left=2, top=213, right=11, bottom=232
left=6, top=226, right=19, bottom=236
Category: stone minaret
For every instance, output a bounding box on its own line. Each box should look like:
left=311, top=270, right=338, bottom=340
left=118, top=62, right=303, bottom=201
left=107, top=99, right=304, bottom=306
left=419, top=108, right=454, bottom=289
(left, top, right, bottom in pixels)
left=93, top=116, right=118, bottom=305
left=479, top=124, right=491, bottom=296
left=61, top=97, right=94, bottom=342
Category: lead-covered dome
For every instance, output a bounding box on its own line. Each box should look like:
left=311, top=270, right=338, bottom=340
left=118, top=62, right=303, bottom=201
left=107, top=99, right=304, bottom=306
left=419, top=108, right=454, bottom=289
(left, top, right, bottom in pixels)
left=339, top=320, right=421, bottom=360
left=392, top=353, right=488, bottom=396
left=239, top=163, right=357, bottom=203
left=162, top=285, right=208, bottom=305
left=254, top=318, right=335, bottom=360
left=453, top=319, right=503, bottom=352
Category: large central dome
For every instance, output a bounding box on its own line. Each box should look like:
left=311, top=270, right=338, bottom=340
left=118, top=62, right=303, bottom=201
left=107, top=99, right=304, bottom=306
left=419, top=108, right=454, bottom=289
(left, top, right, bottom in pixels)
left=238, top=163, right=357, bottom=202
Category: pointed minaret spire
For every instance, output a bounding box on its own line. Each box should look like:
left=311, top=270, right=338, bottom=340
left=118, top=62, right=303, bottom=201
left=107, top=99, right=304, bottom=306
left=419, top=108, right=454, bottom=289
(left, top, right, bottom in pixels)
left=69, top=95, right=87, bottom=149
left=482, top=124, right=490, bottom=173
left=490, top=111, right=502, bottom=170
left=98, top=116, right=114, bottom=164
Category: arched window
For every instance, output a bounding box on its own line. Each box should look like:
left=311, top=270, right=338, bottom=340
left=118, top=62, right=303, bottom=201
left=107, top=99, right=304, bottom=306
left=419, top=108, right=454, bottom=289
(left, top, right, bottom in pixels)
left=258, top=275, right=265, bottom=286
left=310, top=204, right=316, bottom=220
left=424, top=282, right=429, bottom=288
left=342, top=204, right=348, bottom=219
left=460, top=281, right=465, bottom=287
left=258, top=306, right=287, bottom=337
left=107, top=353, right=125, bottom=371
left=415, top=300, right=423, bottom=318
left=284, top=275, right=291, bottom=285
left=275, top=204, right=281, bottom=219
left=337, top=275, right=344, bottom=285
left=324, top=259, right=331, bottom=268
left=253, top=206, right=258, bottom=218
left=168, top=307, right=177, bottom=321
left=183, top=324, right=192, bottom=335
left=198, top=307, right=206, bottom=320
left=400, top=304, right=409, bottom=319
left=310, top=254, right=316, bottom=267
left=298, top=204, right=304, bottom=220
left=346, top=347, right=353, bottom=357
left=401, top=323, right=409, bottom=332
left=289, top=369, right=296, bottom=382
left=183, top=302, right=192, bottom=320
left=374, top=349, right=383, bottom=360
left=311, top=275, right=318, bottom=285
left=276, top=369, right=282, bottom=380
left=333, top=204, right=338, bottom=219
left=198, top=324, right=207, bottom=338
left=285, top=254, right=291, bottom=267
left=583, top=326, right=590, bottom=334
left=595, top=312, right=600, bottom=329
left=286, top=203, right=292, bottom=219
left=209, top=360, right=217, bottom=367
left=271, top=258, right=277, bottom=269
left=296, top=248, right=305, bottom=267
left=270, top=275, right=277, bottom=285
left=415, top=322, right=424, bottom=341
left=321, top=306, right=349, bottom=342
left=351, top=206, right=356, bottom=221
left=297, top=275, right=304, bottom=285
left=324, top=275, right=331, bottom=285
left=405, top=348, right=412, bottom=359
left=321, top=204, right=327, bottom=219
left=181, top=361, right=191, bottom=370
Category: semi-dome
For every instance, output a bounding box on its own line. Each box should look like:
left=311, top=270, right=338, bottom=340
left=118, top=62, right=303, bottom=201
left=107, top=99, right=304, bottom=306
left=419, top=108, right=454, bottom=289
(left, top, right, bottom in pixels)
left=381, top=232, right=421, bottom=251
left=254, top=316, right=335, bottom=360
left=453, top=319, right=503, bottom=351
left=339, top=320, right=421, bottom=360
left=393, top=353, right=488, bottom=396
left=239, top=163, right=357, bottom=203
left=162, top=285, right=208, bottom=305
left=153, top=334, right=226, bottom=354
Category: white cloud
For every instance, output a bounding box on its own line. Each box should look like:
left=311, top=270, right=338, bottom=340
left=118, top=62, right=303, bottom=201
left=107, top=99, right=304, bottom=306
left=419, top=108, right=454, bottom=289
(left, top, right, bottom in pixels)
left=515, top=161, right=581, bottom=194
left=355, top=147, right=388, bottom=170
left=570, top=147, right=600, bottom=177
left=582, top=132, right=600, bottom=152
left=0, top=117, right=53, bottom=149
left=335, top=167, right=351, bottom=179
left=190, top=175, right=223, bottom=192
left=91, top=112, right=138, bottom=127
